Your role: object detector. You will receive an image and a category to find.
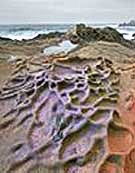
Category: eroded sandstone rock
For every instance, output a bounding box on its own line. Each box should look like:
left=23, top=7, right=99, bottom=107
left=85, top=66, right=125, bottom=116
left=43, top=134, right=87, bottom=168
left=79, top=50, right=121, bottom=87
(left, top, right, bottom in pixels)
left=0, top=55, right=134, bottom=173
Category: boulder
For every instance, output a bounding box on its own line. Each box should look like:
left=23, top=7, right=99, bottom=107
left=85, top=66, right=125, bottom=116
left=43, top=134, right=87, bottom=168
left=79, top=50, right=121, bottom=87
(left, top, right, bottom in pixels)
left=69, top=34, right=80, bottom=44
left=132, top=33, right=135, bottom=38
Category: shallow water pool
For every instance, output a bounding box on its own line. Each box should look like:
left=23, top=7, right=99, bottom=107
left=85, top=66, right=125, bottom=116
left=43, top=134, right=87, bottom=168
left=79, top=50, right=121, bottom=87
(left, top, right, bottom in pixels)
left=44, top=40, right=78, bottom=56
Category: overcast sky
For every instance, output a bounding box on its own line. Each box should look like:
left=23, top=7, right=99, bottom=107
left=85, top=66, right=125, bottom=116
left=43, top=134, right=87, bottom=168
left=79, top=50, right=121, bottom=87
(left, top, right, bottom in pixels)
left=0, top=0, right=135, bottom=24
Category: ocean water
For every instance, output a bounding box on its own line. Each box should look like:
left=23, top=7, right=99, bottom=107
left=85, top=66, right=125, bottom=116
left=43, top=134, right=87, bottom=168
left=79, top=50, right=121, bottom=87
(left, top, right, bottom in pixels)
left=0, top=24, right=73, bottom=40
left=0, top=23, right=135, bottom=41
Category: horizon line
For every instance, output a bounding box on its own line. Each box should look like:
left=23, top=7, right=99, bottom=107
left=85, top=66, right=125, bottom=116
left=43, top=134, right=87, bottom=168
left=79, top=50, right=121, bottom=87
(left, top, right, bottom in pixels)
left=0, top=22, right=119, bottom=25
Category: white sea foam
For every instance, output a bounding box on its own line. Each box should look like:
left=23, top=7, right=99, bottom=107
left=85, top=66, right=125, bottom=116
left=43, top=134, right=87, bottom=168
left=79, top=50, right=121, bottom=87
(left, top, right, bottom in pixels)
left=0, top=30, right=55, bottom=41
left=9, top=55, right=17, bottom=62
left=117, top=27, right=135, bottom=40
left=0, top=24, right=69, bottom=41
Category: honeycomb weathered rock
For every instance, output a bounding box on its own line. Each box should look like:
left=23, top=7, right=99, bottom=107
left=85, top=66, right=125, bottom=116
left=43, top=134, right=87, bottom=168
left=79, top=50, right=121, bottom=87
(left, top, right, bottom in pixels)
left=0, top=56, right=133, bottom=173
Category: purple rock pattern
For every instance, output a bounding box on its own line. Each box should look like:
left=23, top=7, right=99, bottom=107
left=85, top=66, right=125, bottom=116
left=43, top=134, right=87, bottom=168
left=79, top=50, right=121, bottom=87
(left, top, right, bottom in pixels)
left=0, top=57, right=123, bottom=173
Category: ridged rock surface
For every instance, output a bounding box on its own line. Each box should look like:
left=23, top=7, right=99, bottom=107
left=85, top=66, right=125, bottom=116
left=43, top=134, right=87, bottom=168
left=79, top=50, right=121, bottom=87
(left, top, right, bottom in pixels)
left=0, top=51, right=135, bottom=173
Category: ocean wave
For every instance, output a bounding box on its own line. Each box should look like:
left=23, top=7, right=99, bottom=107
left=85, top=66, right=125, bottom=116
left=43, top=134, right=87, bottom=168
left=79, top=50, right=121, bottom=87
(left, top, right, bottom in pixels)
left=8, top=27, right=39, bottom=32
left=0, top=24, right=135, bottom=41
left=0, top=24, right=72, bottom=40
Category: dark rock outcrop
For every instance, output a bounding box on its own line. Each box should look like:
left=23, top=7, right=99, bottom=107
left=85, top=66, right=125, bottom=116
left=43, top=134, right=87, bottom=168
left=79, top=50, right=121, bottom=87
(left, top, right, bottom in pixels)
left=119, top=20, right=135, bottom=27
left=32, top=32, right=65, bottom=40
left=0, top=32, right=65, bottom=45
left=0, top=37, right=13, bottom=42
left=132, top=33, right=135, bottom=38
left=69, top=24, right=135, bottom=48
